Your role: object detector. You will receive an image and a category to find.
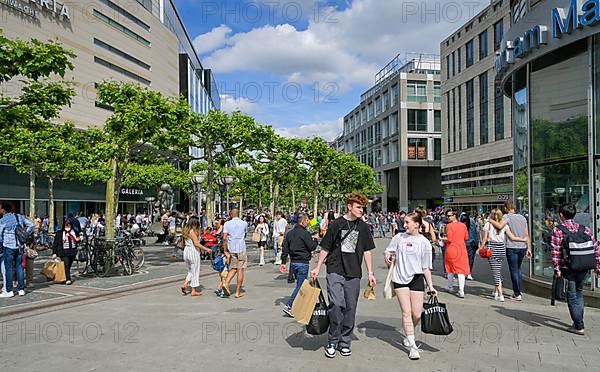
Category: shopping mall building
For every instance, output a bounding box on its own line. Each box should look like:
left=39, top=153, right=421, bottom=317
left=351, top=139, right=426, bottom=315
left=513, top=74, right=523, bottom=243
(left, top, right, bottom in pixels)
left=0, top=0, right=219, bottom=217
left=497, top=0, right=600, bottom=294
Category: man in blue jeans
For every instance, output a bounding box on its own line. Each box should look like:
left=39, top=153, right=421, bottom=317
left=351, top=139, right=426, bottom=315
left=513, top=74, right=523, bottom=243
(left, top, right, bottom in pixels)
left=279, top=213, right=319, bottom=317
left=551, top=203, right=600, bottom=335
left=0, top=203, right=34, bottom=298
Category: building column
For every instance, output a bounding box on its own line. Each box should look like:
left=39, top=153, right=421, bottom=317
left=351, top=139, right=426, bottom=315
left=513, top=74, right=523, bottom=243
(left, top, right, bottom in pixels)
left=399, top=165, right=409, bottom=211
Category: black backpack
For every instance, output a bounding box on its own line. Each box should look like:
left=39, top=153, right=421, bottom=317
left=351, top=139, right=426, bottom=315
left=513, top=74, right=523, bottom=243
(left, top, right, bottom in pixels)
left=557, top=225, right=597, bottom=271
left=14, top=214, right=31, bottom=246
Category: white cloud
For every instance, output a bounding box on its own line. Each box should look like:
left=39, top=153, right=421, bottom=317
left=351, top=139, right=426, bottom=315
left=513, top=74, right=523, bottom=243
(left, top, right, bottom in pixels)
left=196, top=0, right=488, bottom=88
left=275, top=117, right=343, bottom=141
left=219, top=94, right=259, bottom=115
left=192, top=24, right=232, bottom=55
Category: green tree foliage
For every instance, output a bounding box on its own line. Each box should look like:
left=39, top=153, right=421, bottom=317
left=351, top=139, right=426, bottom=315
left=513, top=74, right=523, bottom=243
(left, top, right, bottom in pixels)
left=0, top=31, right=76, bottom=217
left=186, top=110, right=273, bottom=225
left=96, top=81, right=191, bottom=238
left=0, top=31, right=75, bottom=129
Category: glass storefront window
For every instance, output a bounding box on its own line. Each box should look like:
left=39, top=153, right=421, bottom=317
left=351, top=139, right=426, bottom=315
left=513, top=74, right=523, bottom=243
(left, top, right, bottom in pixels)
left=529, top=41, right=591, bottom=281
left=531, top=161, right=590, bottom=278
left=531, top=48, right=589, bottom=164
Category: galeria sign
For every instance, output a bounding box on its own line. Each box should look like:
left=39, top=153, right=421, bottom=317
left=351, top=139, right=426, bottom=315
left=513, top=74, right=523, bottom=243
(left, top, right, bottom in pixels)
left=1, top=0, right=71, bottom=21
left=496, top=0, right=598, bottom=73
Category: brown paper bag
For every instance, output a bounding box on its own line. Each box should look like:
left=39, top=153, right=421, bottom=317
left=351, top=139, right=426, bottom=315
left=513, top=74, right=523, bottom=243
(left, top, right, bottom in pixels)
left=363, top=284, right=376, bottom=300
left=42, top=261, right=57, bottom=280
left=53, top=261, right=67, bottom=283
left=291, top=279, right=321, bottom=325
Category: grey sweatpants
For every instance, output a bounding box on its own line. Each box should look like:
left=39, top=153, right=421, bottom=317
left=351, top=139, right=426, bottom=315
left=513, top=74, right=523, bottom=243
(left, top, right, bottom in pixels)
left=326, top=272, right=361, bottom=347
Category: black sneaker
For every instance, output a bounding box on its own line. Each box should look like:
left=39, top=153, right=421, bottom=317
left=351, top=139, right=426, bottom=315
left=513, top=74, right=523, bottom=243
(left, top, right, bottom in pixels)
left=338, top=345, right=351, bottom=356
left=324, top=343, right=337, bottom=358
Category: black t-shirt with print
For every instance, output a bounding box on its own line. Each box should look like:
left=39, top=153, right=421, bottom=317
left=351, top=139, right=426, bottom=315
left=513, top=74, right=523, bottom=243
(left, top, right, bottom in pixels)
left=320, top=216, right=375, bottom=278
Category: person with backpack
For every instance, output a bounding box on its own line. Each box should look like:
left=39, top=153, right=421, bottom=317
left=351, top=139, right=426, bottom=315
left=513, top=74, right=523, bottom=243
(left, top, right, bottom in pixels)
left=551, top=203, right=600, bottom=335
left=0, top=203, right=34, bottom=297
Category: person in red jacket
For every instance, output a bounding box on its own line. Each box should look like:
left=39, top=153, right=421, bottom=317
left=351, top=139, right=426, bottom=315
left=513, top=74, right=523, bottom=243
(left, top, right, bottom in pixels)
left=201, top=227, right=219, bottom=259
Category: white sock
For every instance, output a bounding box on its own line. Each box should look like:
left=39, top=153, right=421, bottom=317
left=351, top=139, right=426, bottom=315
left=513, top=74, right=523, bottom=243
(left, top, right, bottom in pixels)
left=447, top=273, right=454, bottom=288
left=458, top=274, right=465, bottom=291
left=407, top=335, right=416, bottom=347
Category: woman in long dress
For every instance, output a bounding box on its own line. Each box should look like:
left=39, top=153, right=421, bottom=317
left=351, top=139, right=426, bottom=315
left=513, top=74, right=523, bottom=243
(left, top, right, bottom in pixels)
left=443, top=209, right=469, bottom=298
left=180, top=217, right=211, bottom=297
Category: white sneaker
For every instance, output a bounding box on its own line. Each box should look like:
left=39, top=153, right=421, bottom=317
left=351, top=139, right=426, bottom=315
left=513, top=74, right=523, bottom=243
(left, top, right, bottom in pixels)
left=445, top=286, right=456, bottom=293
left=409, top=345, right=421, bottom=360
left=467, top=275, right=473, bottom=280
left=18, top=290, right=25, bottom=296
left=493, top=291, right=499, bottom=300
left=498, top=294, right=505, bottom=302
left=457, top=290, right=465, bottom=298
left=0, top=291, right=14, bottom=298
left=259, top=258, right=265, bottom=266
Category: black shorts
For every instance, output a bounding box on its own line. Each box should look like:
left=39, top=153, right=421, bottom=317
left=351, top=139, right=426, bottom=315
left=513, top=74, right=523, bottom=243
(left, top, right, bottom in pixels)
left=258, top=241, right=267, bottom=248
left=393, top=274, right=425, bottom=292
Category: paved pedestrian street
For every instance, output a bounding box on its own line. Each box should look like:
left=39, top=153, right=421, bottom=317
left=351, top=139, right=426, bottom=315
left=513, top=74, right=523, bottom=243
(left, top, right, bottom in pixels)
left=1, top=238, right=599, bottom=372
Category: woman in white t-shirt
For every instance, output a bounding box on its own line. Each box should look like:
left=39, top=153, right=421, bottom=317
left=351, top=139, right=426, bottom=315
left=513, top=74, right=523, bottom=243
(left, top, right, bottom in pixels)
left=384, top=212, right=437, bottom=361
left=255, top=215, right=269, bottom=266
left=480, top=208, right=526, bottom=302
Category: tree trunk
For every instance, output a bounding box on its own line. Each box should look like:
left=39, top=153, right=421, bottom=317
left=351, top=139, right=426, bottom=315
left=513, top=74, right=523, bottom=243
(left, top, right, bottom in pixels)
left=48, top=176, right=55, bottom=233
left=273, top=180, right=280, bottom=214
left=258, top=190, right=262, bottom=210
left=104, top=158, right=120, bottom=239
left=313, top=171, right=319, bottom=218
left=239, top=193, right=244, bottom=217
left=269, top=178, right=274, bottom=215
left=205, top=152, right=215, bottom=227
left=29, top=168, right=36, bottom=219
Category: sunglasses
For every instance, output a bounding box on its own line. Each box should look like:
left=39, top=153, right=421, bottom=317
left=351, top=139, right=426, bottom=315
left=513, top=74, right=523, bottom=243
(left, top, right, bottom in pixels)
left=446, top=214, right=455, bottom=217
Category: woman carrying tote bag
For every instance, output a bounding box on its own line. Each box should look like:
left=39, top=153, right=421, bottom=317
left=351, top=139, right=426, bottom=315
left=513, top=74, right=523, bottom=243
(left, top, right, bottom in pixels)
left=384, top=212, right=437, bottom=360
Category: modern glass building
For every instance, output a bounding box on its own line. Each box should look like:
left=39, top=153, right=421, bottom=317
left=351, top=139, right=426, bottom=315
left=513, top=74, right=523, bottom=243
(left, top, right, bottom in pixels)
left=0, top=0, right=219, bottom=216
left=497, top=0, right=600, bottom=291
left=337, top=54, right=442, bottom=212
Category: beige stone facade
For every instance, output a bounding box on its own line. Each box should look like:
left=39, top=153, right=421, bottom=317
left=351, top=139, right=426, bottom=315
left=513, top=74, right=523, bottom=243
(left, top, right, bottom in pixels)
left=1, top=0, right=179, bottom=130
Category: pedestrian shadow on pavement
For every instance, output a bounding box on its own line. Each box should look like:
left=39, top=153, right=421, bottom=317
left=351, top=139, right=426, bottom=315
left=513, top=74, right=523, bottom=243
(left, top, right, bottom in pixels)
left=285, top=329, right=328, bottom=351
left=356, top=320, right=439, bottom=353
left=274, top=296, right=288, bottom=306
left=490, top=305, right=570, bottom=331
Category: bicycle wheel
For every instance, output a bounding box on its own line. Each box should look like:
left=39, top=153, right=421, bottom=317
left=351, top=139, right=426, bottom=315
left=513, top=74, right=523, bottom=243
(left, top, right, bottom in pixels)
left=131, top=246, right=145, bottom=270
left=120, top=248, right=133, bottom=276
left=98, top=249, right=113, bottom=277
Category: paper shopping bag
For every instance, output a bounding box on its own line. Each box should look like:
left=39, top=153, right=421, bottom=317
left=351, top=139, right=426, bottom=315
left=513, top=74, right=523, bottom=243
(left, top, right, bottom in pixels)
left=363, top=284, right=376, bottom=300
left=383, top=258, right=396, bottom=300
left=42, top=261, right=57, bottom=280
left=53, top=261, right=67, bottom=283
left=292, top=279, right=321, bottom=325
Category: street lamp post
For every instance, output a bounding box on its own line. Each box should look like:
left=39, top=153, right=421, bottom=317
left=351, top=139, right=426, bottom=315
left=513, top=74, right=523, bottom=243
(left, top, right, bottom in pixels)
left=145, top=196, right=156, bottom=223
left=191, top=173, right=206, bottom=216
left=215, top=177, right=225, bottom=216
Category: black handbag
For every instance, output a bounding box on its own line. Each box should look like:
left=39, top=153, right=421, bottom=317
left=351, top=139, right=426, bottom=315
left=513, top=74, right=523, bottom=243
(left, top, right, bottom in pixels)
left=551, top=274, right=567, bottom=305
left=421, top=296, right=453, bottom=336
left=306, top=279, right=329, bottom=335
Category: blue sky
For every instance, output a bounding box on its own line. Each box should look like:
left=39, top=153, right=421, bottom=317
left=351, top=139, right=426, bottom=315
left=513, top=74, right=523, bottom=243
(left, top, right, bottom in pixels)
left=173, top=0, right=488, bottom=140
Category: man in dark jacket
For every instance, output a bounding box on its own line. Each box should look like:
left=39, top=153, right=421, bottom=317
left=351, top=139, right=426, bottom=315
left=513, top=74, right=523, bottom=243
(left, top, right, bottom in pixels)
left=279, top=213, right=318, bottom=317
